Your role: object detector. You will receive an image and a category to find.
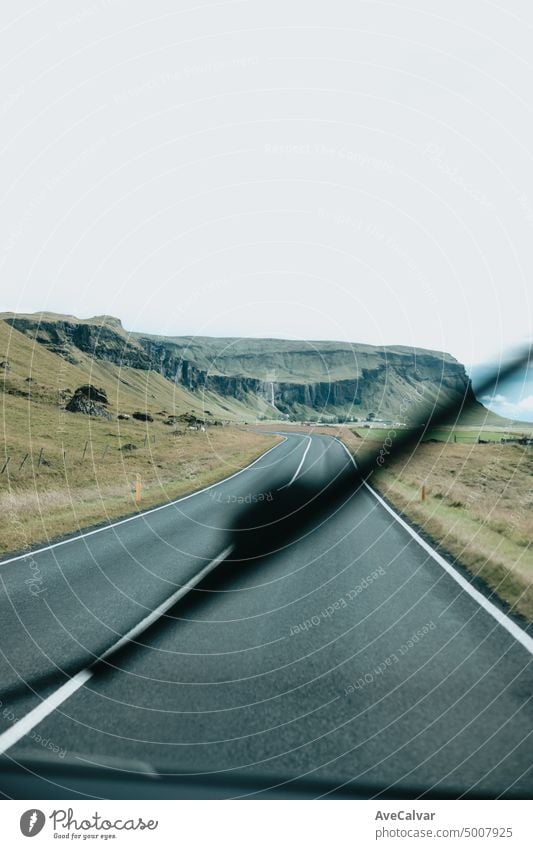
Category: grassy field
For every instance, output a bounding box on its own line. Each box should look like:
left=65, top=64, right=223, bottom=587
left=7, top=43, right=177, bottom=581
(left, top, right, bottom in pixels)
left=354, top=425, right=532, bottom=444
left=0, top=320, right=280, bottom=555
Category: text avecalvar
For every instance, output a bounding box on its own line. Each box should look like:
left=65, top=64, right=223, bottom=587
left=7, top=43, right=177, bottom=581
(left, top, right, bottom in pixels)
left=375, top=811, right=436, bottom=821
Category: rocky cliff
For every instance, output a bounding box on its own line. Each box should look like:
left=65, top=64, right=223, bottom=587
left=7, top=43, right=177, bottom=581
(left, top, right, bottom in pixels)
left=2, top=313, right=481, bottom=422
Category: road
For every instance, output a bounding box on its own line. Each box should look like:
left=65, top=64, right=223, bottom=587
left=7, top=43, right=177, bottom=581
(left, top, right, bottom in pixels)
left=0, top=432, right=531, bottom=798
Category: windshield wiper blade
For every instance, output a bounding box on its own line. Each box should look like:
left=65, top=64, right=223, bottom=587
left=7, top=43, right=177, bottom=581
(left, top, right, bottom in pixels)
left=229, top=345, right=532, bottom=559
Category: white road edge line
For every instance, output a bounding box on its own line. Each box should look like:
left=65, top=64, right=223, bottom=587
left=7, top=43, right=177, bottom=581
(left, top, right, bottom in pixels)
left=0, top=438, right=287, bottom=567
left=333, top=437, right=533, bottom=656
left=286, top=435, right=312, bottom=487
left=0, top=545, right=234, bottom=756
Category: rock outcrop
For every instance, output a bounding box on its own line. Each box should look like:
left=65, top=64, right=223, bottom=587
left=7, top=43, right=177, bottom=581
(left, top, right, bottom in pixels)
left=66, top=385, right=112, bottom=419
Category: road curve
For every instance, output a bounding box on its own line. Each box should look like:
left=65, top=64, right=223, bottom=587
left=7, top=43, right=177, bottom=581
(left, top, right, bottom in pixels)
left=0, top=432, right=531, bottom=799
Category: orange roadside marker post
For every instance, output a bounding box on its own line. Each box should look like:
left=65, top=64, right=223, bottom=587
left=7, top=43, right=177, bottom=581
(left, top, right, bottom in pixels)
left=135, top=474, right=142, bottom=505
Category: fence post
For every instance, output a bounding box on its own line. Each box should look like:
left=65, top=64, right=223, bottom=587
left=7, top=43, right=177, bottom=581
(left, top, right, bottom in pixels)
left=38, top=447, right=44, bottom=467
left=421, top=484, right=427, bottom=502
left=1, top=457, right=10, bottom=475
left=82, top=441, right=88, bottom=461
left=19, top=453, right=29, bottom=472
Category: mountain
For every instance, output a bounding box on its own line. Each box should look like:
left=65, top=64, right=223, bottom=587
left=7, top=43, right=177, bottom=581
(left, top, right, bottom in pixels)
left=1, top=312, right=498, bottom=423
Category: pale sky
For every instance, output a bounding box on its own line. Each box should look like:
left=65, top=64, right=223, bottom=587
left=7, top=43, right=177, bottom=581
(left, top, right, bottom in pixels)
left=1, top=1, right=532, bottom=414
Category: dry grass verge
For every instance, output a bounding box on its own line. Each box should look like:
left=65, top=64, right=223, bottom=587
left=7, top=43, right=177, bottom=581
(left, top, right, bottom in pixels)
left=1, top=426, right=280, bottom=556
left=346, top=431, right=533, bottom=622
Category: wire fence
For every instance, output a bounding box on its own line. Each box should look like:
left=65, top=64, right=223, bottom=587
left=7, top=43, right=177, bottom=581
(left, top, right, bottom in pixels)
left=0, top=429, right=197, bottom=477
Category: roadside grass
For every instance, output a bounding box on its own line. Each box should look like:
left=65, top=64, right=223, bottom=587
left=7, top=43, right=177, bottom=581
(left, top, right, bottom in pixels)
left=345, top=430, right=533, bottom=622
left=0, top=421, right=280, bottom=555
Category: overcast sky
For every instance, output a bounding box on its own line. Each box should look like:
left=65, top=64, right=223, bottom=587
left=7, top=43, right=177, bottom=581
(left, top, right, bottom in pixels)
left=1, top=1, right=532, bottom=415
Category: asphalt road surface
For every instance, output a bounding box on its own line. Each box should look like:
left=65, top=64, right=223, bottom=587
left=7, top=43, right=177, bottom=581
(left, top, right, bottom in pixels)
left=0, top=433, right=531, bottom=798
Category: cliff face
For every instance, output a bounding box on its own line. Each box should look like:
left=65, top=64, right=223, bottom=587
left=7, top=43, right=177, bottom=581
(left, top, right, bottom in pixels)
left=2, top=313, right=479, bottom=421
left=137, top=334, right=477, bottom=421
left=4, top=315, right=151, bottom=370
